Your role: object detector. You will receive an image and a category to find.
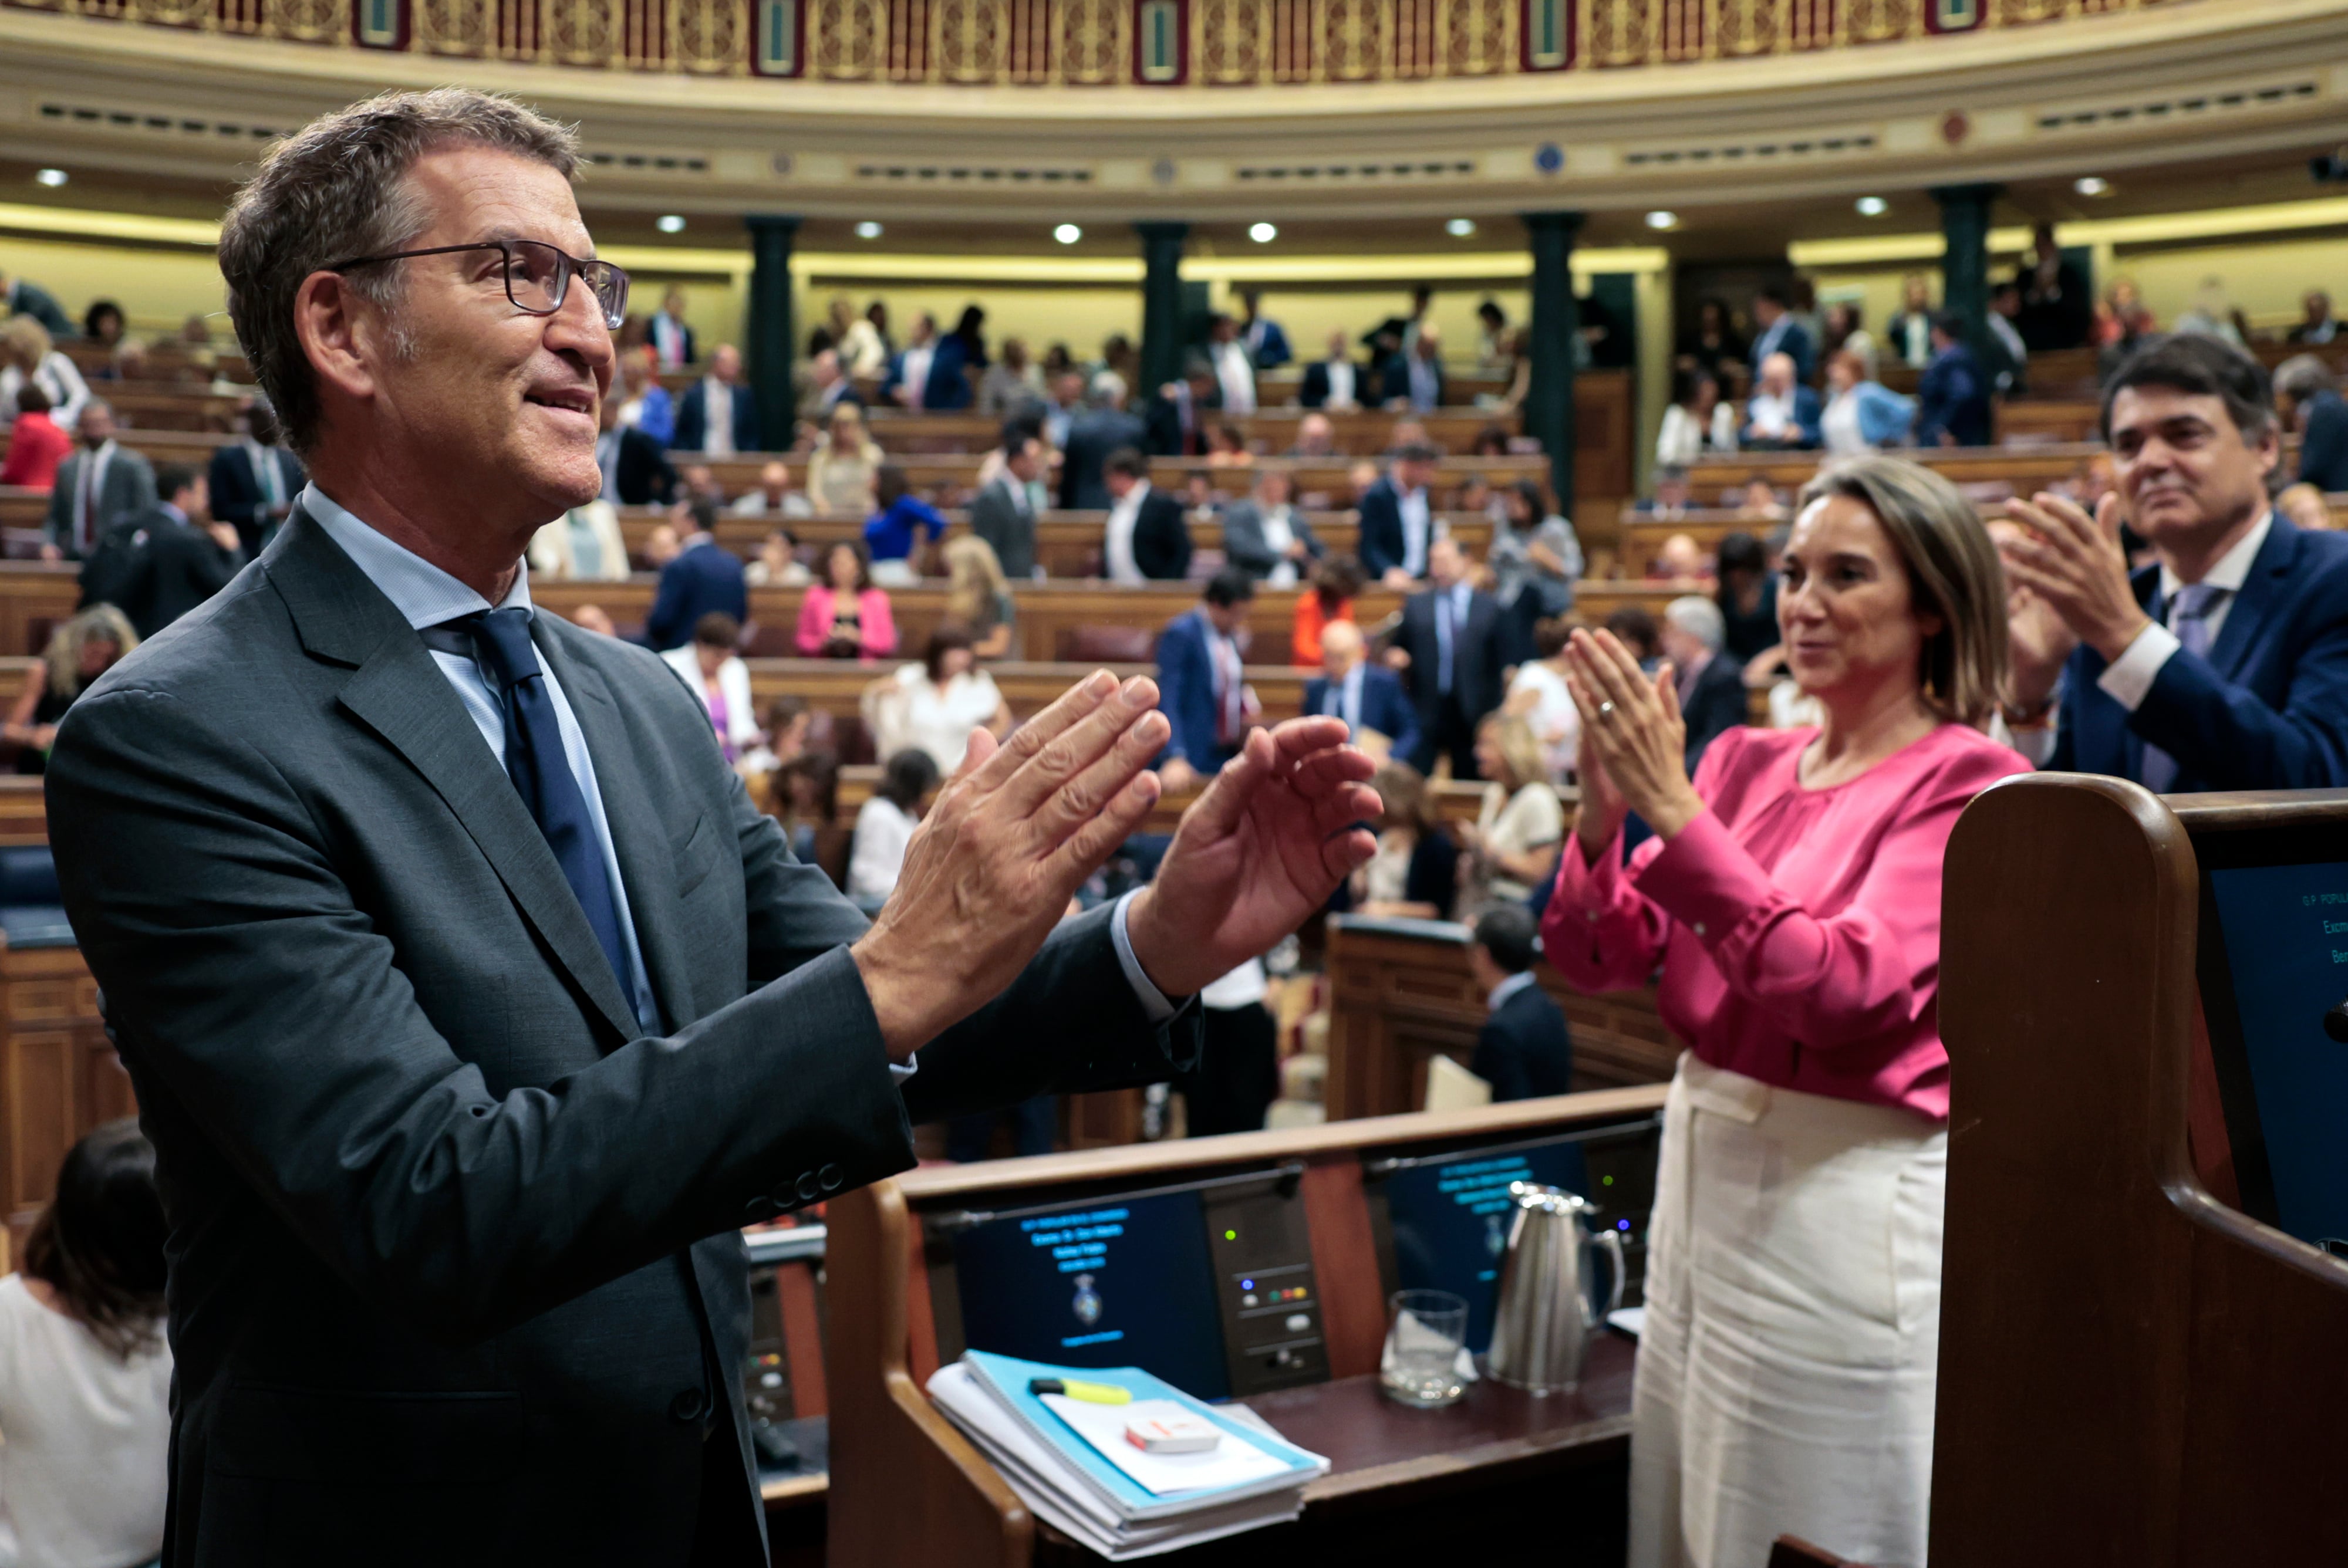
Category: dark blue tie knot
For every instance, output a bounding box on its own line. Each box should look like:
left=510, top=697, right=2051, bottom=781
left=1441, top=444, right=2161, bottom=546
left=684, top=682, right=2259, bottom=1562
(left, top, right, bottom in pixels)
left=447, top=607, right=543, bottom=695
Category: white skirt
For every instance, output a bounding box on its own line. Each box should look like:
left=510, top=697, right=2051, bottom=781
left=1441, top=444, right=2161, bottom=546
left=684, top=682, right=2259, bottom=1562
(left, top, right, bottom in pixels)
left=1630, top=1053, right=1947, bottom=1568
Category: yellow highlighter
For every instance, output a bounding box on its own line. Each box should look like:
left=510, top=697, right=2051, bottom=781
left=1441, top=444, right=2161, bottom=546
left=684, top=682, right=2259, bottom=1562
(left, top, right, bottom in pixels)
left=1029, top=1377, right=1132, bottom=1405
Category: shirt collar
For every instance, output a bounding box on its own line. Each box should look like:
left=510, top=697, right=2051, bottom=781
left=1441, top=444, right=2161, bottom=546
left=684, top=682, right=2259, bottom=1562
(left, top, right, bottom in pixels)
left=2158, top=510, right=2271, bottom=604
left=1487, top=970, right=1537, bottom=1011
left=157, top=501, right=187, bottom=527
left=301, top=482, right=532, bottom=630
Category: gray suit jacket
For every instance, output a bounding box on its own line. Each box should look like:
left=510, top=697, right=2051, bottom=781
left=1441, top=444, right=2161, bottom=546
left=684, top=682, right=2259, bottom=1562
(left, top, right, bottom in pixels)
left=46, top=507, right=1194, bottom=1567
left=1219, top=501, right=1325, bottom=581
left=45, top=444, right=157, bottom=559
left=969, top=474, right=1037, bottom=580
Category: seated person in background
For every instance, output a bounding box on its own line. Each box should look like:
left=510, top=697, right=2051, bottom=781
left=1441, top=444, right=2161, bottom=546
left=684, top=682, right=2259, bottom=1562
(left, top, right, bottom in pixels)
left=642, top=499, right=747, bottom=651
left=1649, top=531, right=1709, bottom=582
left=1182, top=472, right=1223, bottom=527
left=1393, top=534, right=1506, bottom=779
left=1914, top=312, right=1992, bottom=448
left=1358, top=440, right=1442, bottom=587
left=81, top=299, right=125, bottom=352
left=1300, top=330, right=1365, bottom=412
left=672, top=463, right=726, bottom=513
left=1820, top=349, right=1917, bottom=457
left=801, top=347, right=860, bottom=425
left=743, top=526, right=810, bottom=587
left=527, top=498, right=629, bottom=583
left=2274, top=481, right=2334, bottom=534
left=1543, top=455, right=2024, bottom=1568
left=1288, top=411, right=1338, bottom=457
left=1203, top=421, right=1251, bottom=467
left=0, top=1121, right=173, bottom=1568
left=979, top=336, right=1043, bottom=419
left=1467, top=905, right=1574, bottom=1102
left=615, top=350, right=674, bottom=446
left=1385, top=326, right=1446, bottom=414
left=1506, top=616, right=1579, bottom=783
left=1661, top=595, right=1749, bottom=771
left=1222, top=466, right=1324, bottom=585
left=795, top=539, right=897, bottom=661
left=943, top=533, right=1017, bottom=660
left=592, top=390, right=676, bottom=508
left=805, top=403, right=883, bottom=515
left=1155, top=568, right=1258, bottom=792
left=671, top=343, right=760, bottom=457
left=45, top=401, right=153, bottom=562
left=1385, top=417, right=1431, bottom=454
left=2273, top=353, right=2348, bottom=495
left=1635, top=466, right=1694, bottom=522
left=84, top=463, right=247, bottom=640
left=2000, top=334, right=2348, bottom=789
left=1101, top=447, right=1192, bottom=583
left=970, top=433, right=1043, bottom=582
left=658, top=611, right=757, bottom=764
left=870, top=624, right=1012, bottom=775
left=768, top=747, right=838, bottom=864
left=1293, top=552, right=1364, bottom=667
left=1655, top=368, right=1738, bottom=467
left=0, top=316, right=89, bottom=434
left=845, top=748, right=939, bottom=911
left=1305, top=620, right=1418, bottom=763
left=1741, top=352, right=1821, bottom=451
left=730, top=459, right=813, bottom=519
left=862, top=464, right=946, bottom=586
left=2287, top=289, right=2338, bottom=346
left=1458, top=714, right=1564, bottom=915
left=0, top=383, right=70, bottom=491
left=5, top=606, right=133, bottom=776
left=1738, top=478, right=1790, bottom=521
left=741, top=693, right=812, bottom=778
left=1348, top=761, right=1457, bottom=920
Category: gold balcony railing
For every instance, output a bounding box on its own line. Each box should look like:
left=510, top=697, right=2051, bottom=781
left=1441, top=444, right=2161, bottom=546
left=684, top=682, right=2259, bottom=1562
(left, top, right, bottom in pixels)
left=0, top=0, right=2182, bottom=82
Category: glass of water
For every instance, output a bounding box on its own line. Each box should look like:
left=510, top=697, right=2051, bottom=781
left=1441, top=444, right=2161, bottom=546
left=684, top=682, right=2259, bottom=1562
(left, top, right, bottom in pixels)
left=1379, top=1288, right=1469, bottom=1407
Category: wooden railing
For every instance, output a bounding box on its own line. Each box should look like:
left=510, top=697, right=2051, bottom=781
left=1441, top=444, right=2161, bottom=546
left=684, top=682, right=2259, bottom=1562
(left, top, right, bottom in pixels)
left=0, top=0, right=2177, bottom=82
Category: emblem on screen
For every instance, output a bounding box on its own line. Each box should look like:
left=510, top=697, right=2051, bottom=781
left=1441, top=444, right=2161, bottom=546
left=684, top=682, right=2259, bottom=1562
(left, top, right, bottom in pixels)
left=1072, top=1273, right=1102, bottom=1326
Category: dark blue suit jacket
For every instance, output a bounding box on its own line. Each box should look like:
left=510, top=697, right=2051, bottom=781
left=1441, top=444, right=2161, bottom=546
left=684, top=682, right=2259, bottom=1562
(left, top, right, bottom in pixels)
left=670, top=381, right=762, bottom=455
left=1471, top=982, right=1574, bottom=1101
left=2296, top=388, right=2348, bottom=494
left=1303, top=664, right=1421, bottom=766
left=2049, top=515, right=2348, bottom=790
left=205, top=442, right=307, bottom=554
left=1915, top=343, right=1992, bottom=447
left=1356, top=476, right=1424, bottom=580
left=1155, top=609, right=1238, bottom=772
left=1745, top=384, right=1823, bottom=450
left=923, top=337, right=978, bottom=412
left=642, top=540, right=748, bottom=653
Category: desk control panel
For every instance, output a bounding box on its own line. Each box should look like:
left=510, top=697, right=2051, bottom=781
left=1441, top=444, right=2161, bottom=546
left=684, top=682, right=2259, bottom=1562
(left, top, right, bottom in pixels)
left=1204, top=1179, right=1328, bottom=1397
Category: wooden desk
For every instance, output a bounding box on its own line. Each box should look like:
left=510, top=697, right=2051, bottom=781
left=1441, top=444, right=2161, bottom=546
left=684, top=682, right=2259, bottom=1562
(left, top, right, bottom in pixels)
left=0, top=565, right=83, bottom=655
left=1324, top=917, right=1679, bottom=1121
left=696, top=454, right=1549, bottom=509
left=1684, top=442, right=2110, bottom=499
left=0, top=942, right=124, bottom=1256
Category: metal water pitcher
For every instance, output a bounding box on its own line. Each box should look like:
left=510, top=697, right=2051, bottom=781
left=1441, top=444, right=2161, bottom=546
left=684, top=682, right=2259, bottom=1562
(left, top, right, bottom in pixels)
left=1486, top=1181, right=1625, bottom=1394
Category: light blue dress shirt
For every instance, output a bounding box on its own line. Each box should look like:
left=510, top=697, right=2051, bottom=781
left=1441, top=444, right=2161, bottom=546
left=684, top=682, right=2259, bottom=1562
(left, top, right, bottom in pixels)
left=301, top=486, right=1173, bottom=1057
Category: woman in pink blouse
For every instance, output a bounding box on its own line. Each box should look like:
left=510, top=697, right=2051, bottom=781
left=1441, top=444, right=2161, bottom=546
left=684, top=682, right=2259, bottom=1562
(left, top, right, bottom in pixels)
left=795, top=539, right=898, bottom=661
left=1543, top=455, right=2027, bottom=1568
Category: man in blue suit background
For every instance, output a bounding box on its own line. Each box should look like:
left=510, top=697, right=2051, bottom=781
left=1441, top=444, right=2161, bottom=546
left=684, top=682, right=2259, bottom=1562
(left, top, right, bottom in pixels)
left=670, top=344, right=762, bottom=455
left=1914, top=312, right=1992, bottom=448
left=1154, top=569, right=1257, bottom=793
left=2001, top=333, right=2348, bottom=791
left=642, top=499, right=748, bottom=651
left=1303, top=620, right=1419, bottom=765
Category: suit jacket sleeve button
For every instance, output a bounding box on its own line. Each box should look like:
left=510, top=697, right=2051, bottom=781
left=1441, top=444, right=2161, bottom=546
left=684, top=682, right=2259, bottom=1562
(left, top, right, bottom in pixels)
left=818, top=1164, right=844, bottom=1192
left=796, top=1171, right=821, bottom=1202
left=670, top=1388, right=709, bottom=1423
left=743, top=1196, right=772, bottom=1221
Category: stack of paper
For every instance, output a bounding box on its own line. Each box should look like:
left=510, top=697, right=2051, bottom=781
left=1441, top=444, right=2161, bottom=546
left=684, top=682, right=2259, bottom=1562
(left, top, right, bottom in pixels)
left=927, top=1349, right=1332, bottom=1560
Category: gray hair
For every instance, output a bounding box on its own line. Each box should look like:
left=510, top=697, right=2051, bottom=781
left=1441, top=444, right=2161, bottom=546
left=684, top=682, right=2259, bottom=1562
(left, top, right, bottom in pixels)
left=218, top=89, right=581, bottom=457
left=1663, top=595, right=1725, bottom=653
left=2273, top=353, right=2339, bottom=405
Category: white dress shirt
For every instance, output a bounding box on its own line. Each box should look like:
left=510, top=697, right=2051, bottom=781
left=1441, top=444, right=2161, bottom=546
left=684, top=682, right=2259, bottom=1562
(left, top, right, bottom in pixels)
left=1105, top=480, right=1150, bottom=584
left=305, top=485, right=1175, bottom=1038
left=1746, top=389, right=1800, bottom=441
left=699, top=377, right=736, bottom=457
left=1398, top=485, right=1432, bottom=578
left=899, top=344, right=935, bottom=410
left=650, top=312, right=689, bottom=368
left=0, top=1275, right=172, bottom=1568
left=1321, top=359, right=1358, bottom=411
left=1212, top=340, right=1257, bottom=415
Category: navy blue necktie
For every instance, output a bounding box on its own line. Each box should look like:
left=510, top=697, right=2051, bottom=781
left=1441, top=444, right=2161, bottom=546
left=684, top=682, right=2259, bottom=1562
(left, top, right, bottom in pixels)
left=442, top=608, right=633, bottom=1000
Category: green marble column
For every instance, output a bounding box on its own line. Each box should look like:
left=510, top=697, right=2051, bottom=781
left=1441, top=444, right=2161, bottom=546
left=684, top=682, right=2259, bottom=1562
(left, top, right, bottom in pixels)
left=1135, top=221, right=1190, bottom=404
left=1523, top=211, right=1586, bottom=506
left=745, top=213, right=800, bottom=452
left=1931, top=184, right=2002, bottom=365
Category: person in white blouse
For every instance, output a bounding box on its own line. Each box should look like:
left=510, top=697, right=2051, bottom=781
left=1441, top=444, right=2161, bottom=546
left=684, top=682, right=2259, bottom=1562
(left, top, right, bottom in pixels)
left=1505, top=614, right=1581, bottom=783
left=658, top=610, right=758, bottom=763
left=1655, top=369, right=1736, bottom=468
left=0, top=1121, right=173, bottom=1568
left=0, top=316, right=90, bottom=434
left=846, top=746, right=942, bottom=910
left=1205, top=315, right=1257, bottom=417
left=867, top=625, right=1013, bottom=775
left=526, top=498, right=629, bottom=582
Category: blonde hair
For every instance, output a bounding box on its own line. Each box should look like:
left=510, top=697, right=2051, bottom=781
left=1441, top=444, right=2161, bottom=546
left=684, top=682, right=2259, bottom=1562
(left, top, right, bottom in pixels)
left=1477, top=713, right=1547, bottom=793
left=943, top=533, right=1009, bottom=624
left=1796, top=455, right=2010, bottom=728
left=2, top=315, right=52, bottom=373
left=45, top=605, right=139, bottom=699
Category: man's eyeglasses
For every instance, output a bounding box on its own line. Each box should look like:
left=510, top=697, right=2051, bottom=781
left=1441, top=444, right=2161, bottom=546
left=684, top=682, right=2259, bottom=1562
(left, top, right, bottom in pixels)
left=325, top=239, right=630, bottom=330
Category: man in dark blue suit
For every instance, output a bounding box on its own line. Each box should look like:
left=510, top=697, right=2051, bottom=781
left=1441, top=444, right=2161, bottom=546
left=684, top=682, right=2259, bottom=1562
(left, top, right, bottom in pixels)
left=1747, top=285, right=1814, bottom=385
left=1153, top=569, right=1257, bottom=793
left=206, top=398, right=306, bottom=554
left=642, top=500, right=748, bottom=651
left=2276, top=354, right=2348, bottom=494
left=1914, top=313, right=1992, bottom=448
left=1392, top=533, right=1505, bottom=780
left=670, top=344, right=761, bottom=455
left=1357, top=441, right=1442, bottom=586
left=1466, top=906, right=1573, bottom=1102
left=1660, top=595, right=1748, bottom=772
left=1058, top=390, right=1149, bottom=511
left=1303, top=620, right=1419, bottom=765
left=2002, top=334, right=2348, bottom=791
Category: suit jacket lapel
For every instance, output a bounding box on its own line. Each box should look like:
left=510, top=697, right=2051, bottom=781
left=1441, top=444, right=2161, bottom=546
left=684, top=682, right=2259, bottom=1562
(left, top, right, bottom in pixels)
left=536, top=630, right=699, bottom=1035
left=266, top=511, right=642, bottom=1043
left=2204, top=515, right=2297, bottom=682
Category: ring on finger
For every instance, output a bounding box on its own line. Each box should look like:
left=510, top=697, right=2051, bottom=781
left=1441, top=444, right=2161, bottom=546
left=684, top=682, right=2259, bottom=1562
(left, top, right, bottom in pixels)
left=1598, top=700, right=1617, bottom=721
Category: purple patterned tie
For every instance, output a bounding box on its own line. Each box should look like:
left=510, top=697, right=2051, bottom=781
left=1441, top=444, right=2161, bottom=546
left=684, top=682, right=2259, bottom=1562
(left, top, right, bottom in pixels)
left=2138, top=582, right=2226, bottom=795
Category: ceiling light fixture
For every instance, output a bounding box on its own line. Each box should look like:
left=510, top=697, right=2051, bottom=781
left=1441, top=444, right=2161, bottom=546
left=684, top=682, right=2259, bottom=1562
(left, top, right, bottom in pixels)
left=855, top=221, right=884, bottom=239
left=33, top=168, right=67, bottom=188
left=2074, top=175, right=2111, bottom=197
left=655, top=214, right=686, bottom=234
left=1249, top=222, right=1277, bottom=244
left=1645, top=210, right=1679, bottom=231
left=1855, top=195, right=1888, bottom=217
left=1445, top=218, right=1477, bottom=238
left=1054, top=223, right=1082, bottom=245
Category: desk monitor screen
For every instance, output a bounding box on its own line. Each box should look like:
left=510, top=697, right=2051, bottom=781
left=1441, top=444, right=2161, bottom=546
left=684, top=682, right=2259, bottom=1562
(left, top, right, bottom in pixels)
left=2198, top=843, right=2348, bottom=1250
left=1369, top=1118, right=1661, bottom=1354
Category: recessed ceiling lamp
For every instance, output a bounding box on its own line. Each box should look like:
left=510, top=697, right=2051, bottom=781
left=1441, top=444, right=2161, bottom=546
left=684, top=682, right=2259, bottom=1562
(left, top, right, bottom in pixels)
left=855, top=221, right=884, bottom=239
left=1054, top=224, right=1082, bottom=244
left=1445, top=218, right=1477, bottom=238
left=1645, top=210, right=1679, bottom=231
left=1855, top=195, right=1889, bottom=217
left=2074, top=175, right=2111, bottom=197
left=655, top=214, right=686, bottom=234
left=1249, top=222, right=1277, bottom=244
left=33, top=168, right=67, bottom=188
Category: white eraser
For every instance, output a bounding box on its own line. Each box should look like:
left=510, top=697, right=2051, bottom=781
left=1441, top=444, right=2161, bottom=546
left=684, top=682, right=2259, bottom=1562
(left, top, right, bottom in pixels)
left=1122, top=1403, right=1222, bottom=1454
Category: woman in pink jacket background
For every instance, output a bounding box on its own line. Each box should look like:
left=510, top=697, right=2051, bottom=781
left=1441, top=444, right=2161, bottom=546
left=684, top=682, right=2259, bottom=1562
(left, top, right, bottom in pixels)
left=795, top=538, right=898, bottom=662
left=1542, top=455, right=2028, bottom=1568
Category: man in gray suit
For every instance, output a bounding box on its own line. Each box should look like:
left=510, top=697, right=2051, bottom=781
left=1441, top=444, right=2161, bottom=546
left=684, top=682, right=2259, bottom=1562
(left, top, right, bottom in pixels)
left=43, top=400, right=154, bottom=560
left=48, top=90, right=1381, bottom=1568
left=970, top=430, right=1042, bottom=579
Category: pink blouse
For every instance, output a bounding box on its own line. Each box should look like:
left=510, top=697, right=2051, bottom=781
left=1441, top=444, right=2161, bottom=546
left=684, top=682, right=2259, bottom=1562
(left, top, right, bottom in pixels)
left=1540, top=723, right=2029, bottom=1121
left=794, top=586, right=898, bottom=662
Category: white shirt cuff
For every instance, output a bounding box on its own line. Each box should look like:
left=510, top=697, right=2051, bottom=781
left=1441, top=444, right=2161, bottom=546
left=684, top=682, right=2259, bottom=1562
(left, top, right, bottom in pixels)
left=889, top=1055, right=917, bottom=1084
left=2094, top=621, right=2181, bottom=713
left=1111, top=890, right=1179, bottom=1023
left=2008, top=722, right=2059, bottom=768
